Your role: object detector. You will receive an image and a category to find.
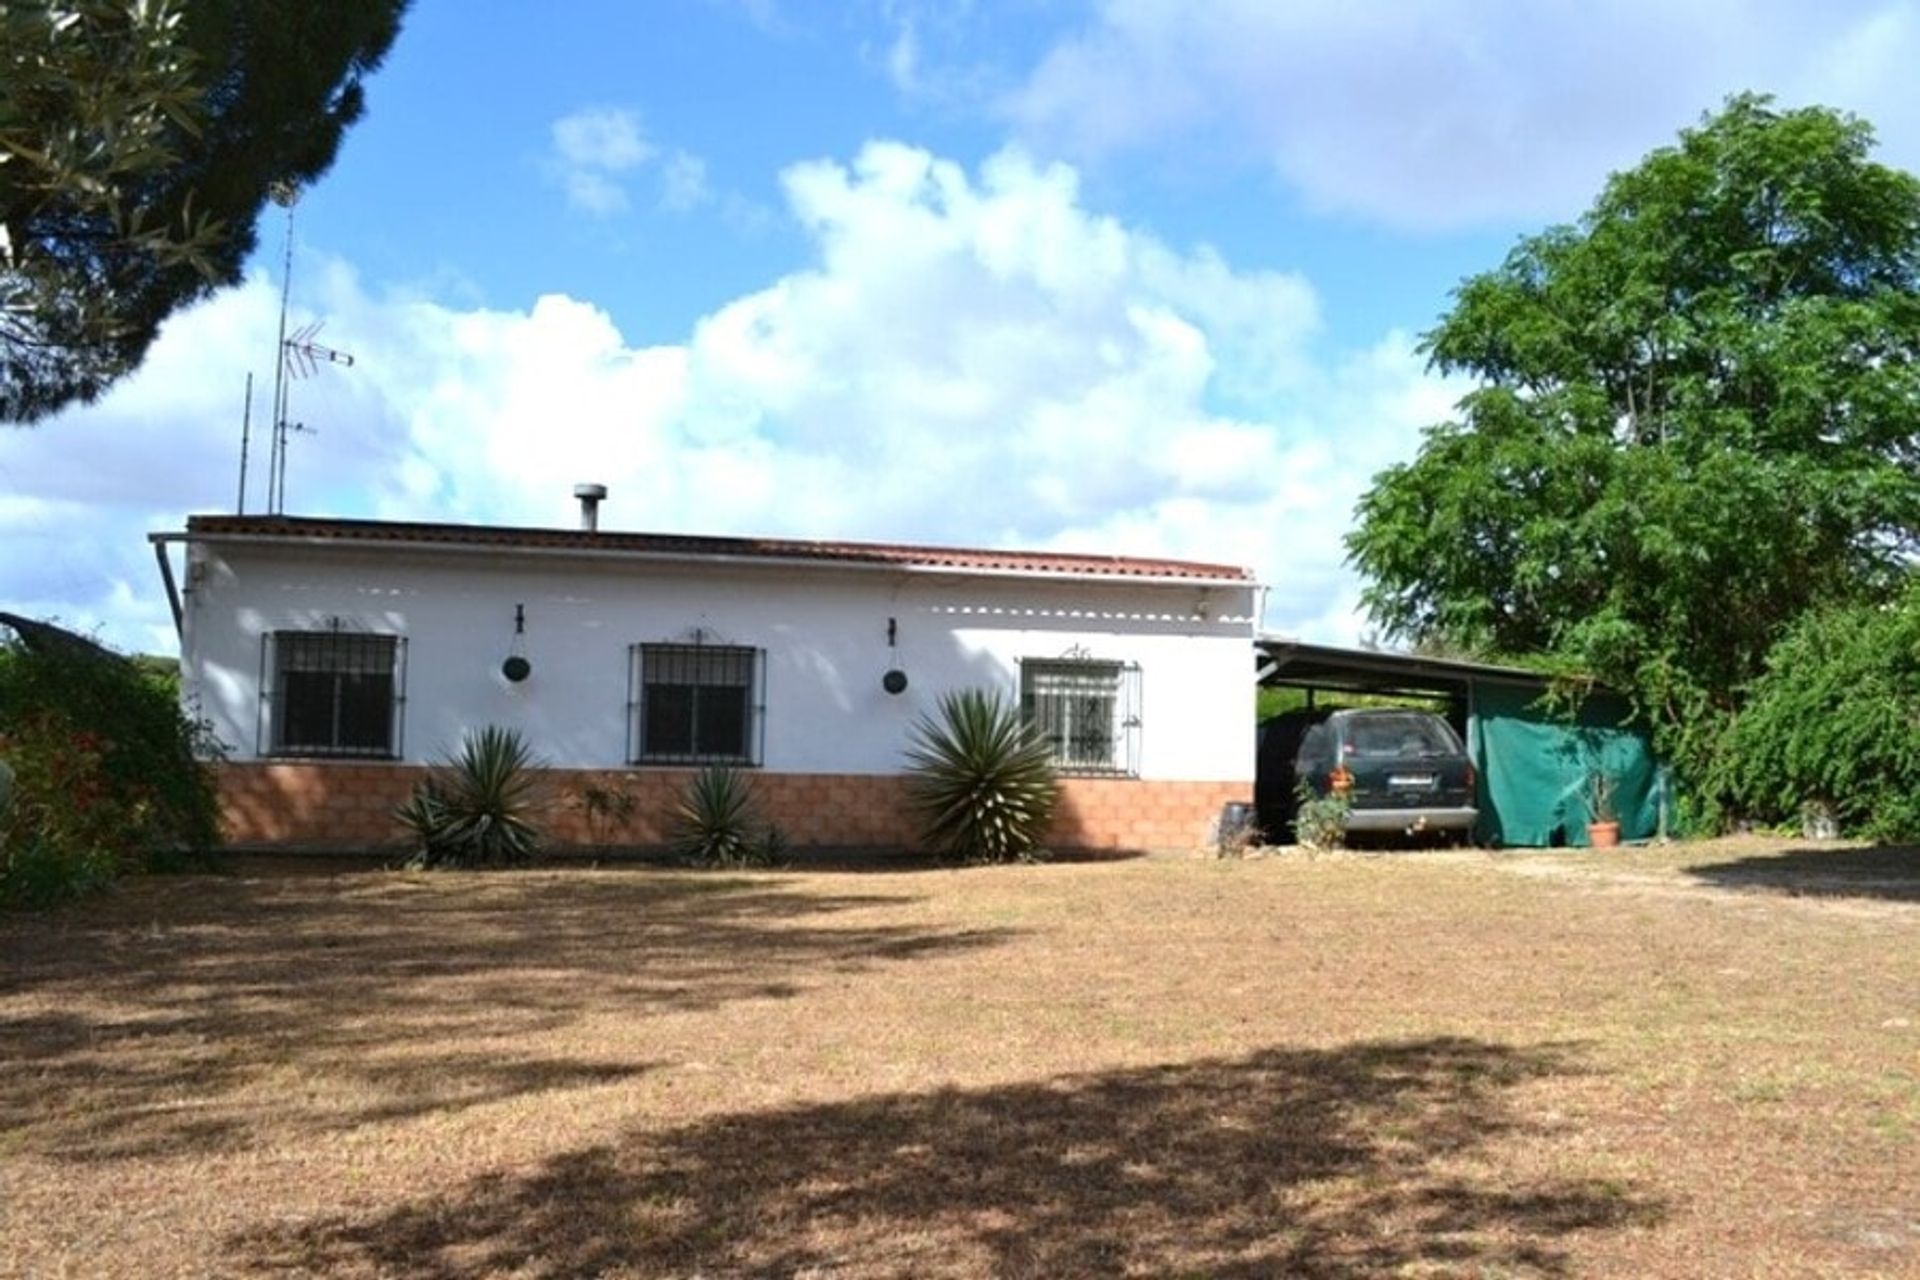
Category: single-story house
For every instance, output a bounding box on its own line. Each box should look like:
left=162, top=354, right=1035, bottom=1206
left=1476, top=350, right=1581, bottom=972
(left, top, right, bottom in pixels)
left=152, top=494, right=1260, bottom=852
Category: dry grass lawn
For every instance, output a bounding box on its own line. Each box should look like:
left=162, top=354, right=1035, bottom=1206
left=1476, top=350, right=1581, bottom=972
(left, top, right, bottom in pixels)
left=3, top=837, right=1917, bottom=1277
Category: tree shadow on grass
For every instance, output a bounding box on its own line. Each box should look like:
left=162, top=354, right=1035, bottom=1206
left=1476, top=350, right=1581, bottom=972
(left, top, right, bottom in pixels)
left=0, top=865, right=1014, bottom=1162
left=1686, top=844, right=1920, bottom=904
left=233, top=1037, right=1660, bottom=1279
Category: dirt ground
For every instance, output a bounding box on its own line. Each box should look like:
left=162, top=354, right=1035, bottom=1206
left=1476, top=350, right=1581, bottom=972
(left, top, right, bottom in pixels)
left=2, top=836, right=1916, bottom=1278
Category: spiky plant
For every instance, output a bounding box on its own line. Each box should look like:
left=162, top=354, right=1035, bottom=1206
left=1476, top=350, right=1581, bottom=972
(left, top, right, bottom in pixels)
left=671, top=766, right=779, bottom=867
left=905, top=688, right=1059, bottom=863
left=396, top=725, right=545, bottom=868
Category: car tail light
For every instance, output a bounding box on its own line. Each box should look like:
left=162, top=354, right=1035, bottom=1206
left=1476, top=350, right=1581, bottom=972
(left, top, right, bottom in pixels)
left=1330, top=765, right=1353, bottom=793
left=1465, top=761, right=1477, bottom=792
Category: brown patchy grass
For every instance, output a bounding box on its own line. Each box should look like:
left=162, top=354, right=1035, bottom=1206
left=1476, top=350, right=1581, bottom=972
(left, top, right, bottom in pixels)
left=2, top=837, right=1916, bottom=1278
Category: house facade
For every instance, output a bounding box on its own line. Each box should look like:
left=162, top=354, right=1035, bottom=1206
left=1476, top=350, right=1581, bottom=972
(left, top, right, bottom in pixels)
left=156, top=510, right=1260, bottom=852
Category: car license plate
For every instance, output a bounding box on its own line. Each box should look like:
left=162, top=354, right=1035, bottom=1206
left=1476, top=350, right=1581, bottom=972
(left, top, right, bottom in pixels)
left=1389, top=773, right=1436, bottom=789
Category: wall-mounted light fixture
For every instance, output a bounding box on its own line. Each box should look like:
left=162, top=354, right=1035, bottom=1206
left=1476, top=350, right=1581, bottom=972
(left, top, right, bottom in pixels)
left=502, top=602, right=531, bottom=682
left=882, top=615, right=908, bottom=695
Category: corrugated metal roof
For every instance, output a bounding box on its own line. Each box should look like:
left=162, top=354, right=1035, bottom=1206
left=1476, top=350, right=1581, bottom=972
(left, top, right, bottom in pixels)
left=180, top=515, right=1255, bottom=583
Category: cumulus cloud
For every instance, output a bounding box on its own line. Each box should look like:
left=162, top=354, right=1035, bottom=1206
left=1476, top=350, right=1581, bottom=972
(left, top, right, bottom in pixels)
left=1006, top=0, right=1920, bottom=229
left=548, top=107, right=727, bottom=218
left=1, top=142, right=1461, bottom=653
left=549, top=106, right=654, bottom=215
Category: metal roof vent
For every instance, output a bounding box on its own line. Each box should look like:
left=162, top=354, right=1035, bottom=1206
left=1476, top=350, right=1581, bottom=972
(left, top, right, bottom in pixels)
left=573, top=483, right=607, bottom=532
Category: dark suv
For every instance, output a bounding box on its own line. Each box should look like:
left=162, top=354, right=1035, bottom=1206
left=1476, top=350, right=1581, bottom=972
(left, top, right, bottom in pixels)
left=1292, top=709, right=1478, bottom=841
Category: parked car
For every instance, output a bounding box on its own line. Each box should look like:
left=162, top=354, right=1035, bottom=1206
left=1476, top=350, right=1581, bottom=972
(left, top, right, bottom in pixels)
left=1293, top=708, right=1478, bottom=842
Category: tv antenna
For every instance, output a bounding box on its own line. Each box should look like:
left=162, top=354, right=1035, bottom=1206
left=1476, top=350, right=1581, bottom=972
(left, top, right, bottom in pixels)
left=267, top=322, right=355, bottom=514
left=257, top=183, right=356, bottom=515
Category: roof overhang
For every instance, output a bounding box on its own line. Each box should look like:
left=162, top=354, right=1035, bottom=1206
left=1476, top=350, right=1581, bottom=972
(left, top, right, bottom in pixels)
left=1255, top=635, right=1552, bottom=699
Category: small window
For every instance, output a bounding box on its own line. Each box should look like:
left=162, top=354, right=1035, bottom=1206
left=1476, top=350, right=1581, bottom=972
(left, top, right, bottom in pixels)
left=1020, top=658, right=1141, bottom=775
left=630, top=643, right=763, bottom=765
left=264, top=630, right=404, bottom=758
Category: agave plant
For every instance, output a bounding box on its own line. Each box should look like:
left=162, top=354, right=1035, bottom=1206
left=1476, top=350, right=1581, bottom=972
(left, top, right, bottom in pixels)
left=396, top=725, right=545, bottom=868
left=904, top=688, right=1059, bottom=863
left=671, top=766, right=781, bottom=867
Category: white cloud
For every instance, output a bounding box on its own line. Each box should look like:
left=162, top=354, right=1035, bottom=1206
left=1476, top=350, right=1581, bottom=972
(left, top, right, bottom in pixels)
left=1006, top=0, right=1920, bottom=230
left=548, top=107, right=654, bottom=215
left=551, top=107, right=653, bottom=172
left=547, top=108, right=722, bottom=219
left=1, top=141, right=1460, bottom=653
left=659, top=150, right=711, bottom=212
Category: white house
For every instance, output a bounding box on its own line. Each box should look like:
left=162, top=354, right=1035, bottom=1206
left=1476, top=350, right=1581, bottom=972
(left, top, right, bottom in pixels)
left=153, top=495, right=1260, bottom=852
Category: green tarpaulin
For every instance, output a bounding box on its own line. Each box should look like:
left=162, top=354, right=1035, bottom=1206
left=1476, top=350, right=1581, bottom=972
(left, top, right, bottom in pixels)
left=1467, top=684, right=1664, bottom=847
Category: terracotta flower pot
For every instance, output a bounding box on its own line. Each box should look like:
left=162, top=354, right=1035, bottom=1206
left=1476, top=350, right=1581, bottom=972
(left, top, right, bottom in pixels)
left=1587, top=820, right=1621, bottom=849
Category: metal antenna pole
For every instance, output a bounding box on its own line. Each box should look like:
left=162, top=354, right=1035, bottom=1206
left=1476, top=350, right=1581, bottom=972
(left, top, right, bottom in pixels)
left=267, top=184, right=298, bottom=514
left=236, top=372, right=254, bottom=514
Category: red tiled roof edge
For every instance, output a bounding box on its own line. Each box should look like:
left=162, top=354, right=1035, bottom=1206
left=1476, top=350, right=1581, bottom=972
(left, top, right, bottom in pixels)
left=181, top=515, right=1255, bottom=583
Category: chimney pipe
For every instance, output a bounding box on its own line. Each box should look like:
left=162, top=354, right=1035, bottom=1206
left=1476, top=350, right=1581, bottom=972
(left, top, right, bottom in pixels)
left=573, top=483, right=607, bottom=532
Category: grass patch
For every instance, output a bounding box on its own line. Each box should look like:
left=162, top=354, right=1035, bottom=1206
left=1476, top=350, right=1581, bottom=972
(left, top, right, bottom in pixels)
left=2, top=836, right=1916, bottom=1276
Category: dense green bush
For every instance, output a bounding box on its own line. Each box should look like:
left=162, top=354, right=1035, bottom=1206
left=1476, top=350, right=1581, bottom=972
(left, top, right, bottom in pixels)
left=904, top=688, right=1059, bottom=863
left=396, top=725, right=545, bottom=868
left=670, top=767, right=784, bottom=867
left=0, top=628, right=221, bottom=908
left=1713, top=585, right=1920, bottom=840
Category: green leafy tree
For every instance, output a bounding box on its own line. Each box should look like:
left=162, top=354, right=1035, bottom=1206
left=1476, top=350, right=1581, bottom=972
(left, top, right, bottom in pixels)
left=1, top=0, right=407, bottom=422
left=1347, top=95, right=1920, bottom=787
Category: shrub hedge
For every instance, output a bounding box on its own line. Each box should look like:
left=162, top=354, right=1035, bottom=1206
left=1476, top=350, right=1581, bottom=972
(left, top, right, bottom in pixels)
left=1713, top=583, right=1920, bottom=841
left=0, top=624, right=221, bottom=907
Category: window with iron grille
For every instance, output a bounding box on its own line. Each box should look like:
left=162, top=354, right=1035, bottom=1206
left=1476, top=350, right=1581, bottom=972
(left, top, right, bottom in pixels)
left=262, top=630, right=405, bottom=758
left=1020, top=658, right=1141, bottom=775
left=629, top=643, right=764, bottom=765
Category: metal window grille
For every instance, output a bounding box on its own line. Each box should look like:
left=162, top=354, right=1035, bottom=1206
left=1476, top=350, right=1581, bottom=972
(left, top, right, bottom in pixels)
left=259, top=629, right=405, bottom=759
left=628, top=643, right=765, bottom=766
left=1020, top=658, right=1141, bottom=776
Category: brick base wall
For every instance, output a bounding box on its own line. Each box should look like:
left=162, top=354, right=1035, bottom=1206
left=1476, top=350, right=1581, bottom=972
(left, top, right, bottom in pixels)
left=217, top=763, right=1248, bottom=855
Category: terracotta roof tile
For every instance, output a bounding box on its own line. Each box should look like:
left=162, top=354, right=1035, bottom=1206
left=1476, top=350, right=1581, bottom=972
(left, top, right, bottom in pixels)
left=182, top=515, right=1254, bottom=583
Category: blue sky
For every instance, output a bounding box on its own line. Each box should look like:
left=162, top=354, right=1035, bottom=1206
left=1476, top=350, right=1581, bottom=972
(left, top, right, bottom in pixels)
left=6, top=0, right=1920, bottom=653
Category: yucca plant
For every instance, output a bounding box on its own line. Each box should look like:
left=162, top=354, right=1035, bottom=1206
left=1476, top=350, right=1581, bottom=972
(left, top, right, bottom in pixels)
left=671, top=766, right=781, bottom=867
left=905, top=688, right=1059, bottom=863
left=396, top=725, right=545, bottom=868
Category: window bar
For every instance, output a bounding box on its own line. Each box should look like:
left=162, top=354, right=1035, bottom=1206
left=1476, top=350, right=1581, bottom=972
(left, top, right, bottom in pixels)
left=625, top=643, right=639, bottom=765
left=256, top=631, right=272, bottom=757
left=1123, top=661, right=1143, bottom=777
left=753, top=646, right=768, bottom=768
left=393, top=636, right=409, bottom=760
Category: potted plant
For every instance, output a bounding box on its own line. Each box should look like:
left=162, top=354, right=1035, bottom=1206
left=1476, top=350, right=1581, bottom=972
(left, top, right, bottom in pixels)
left=1586, top=771, right=1620, bottom=848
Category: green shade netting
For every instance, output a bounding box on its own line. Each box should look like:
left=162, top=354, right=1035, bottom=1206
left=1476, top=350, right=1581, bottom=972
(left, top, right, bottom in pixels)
left=1467, top=683, right=1664, bottom=847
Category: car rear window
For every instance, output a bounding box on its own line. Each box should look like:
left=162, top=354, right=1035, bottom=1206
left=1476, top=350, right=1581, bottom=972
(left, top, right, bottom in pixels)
left=1343, top=713, right=1460, bottom=758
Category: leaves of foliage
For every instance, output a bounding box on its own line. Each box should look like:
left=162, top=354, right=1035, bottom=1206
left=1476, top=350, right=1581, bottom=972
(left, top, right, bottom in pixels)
left=1347, top=94, right=1920, bottom=798
left=1292, top=781, right=1350, bottom=851
left=905, top=688, right=1059, bottom=863
left=0, top=623, right=220, bottom=906
left=670, top=767, right=782, bottom=867
left=1, top=0, right=407, bottom=420
left=1714, top=584, right=1920, bottom=840
left=397, top=725, right=544, bottom=868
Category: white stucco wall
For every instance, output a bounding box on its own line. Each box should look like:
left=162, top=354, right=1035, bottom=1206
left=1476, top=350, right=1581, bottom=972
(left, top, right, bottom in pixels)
left=180, top=539, right=1258, bottom=782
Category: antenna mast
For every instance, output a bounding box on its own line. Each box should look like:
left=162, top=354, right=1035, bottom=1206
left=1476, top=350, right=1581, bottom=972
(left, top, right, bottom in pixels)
left=267, top=183, right=297, bottom=514
left=260, top=182, right=355, bottom=515
left=235, top=372, right=253, bottom=514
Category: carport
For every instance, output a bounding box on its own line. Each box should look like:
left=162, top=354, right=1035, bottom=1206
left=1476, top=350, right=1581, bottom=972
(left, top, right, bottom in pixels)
left=1255, top=637, right=1665, bottom=847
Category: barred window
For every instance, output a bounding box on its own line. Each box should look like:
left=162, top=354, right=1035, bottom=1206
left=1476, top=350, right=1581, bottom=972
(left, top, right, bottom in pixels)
left=1020, top=658, right=1141, bottom=775
left=629, top=643, right=764, bottom=765
left=263, top=630, right=404, bottom=758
